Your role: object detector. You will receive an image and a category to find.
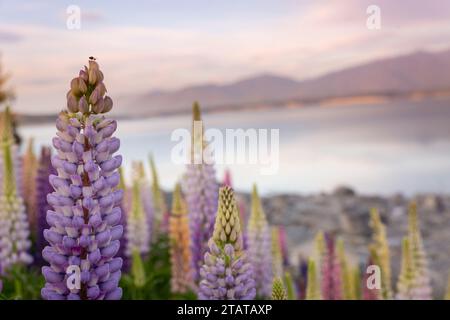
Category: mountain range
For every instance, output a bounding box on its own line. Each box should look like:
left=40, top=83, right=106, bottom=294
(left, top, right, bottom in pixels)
left=111, top=48, right=450, bottom=116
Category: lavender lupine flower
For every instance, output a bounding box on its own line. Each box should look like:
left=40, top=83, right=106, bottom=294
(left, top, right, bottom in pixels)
left=198, top=186, right=255, bottom=300
left=35, top=147, right=57, bottom=266
left=182, top=102, right=218, bottom=282
left=125, top=162, right=151, bottom=259
left=0, top=107, right=33, bottom=273
left=41, top=59, right=123, bottom=300
left=22, top=138, right=38, bottom=235
left=246, top=184, right=272, bottom=298
left=115, top=167, right=128, bottom=271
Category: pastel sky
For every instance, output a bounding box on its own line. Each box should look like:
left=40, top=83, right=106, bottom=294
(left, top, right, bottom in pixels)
left=1, top=0, right=450, bottom=114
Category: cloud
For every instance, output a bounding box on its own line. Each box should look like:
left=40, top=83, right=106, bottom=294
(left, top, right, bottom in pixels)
left=0, top=29, right=23, bottom=43
left=1, top=1, right=450, bottom=114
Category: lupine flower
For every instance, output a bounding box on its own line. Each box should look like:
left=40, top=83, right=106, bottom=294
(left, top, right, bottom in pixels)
left=130, top=249, right=146, bottom=288
left=22, top=138, right=38, bottom=235
left=407, top=202, right=432, bottom=299
left=321, top=234, right=342, bottom=300
left=198, top=186, right=255, bottom=300
left=396, top=203, right=432, bottom=300
left=125, top=162, right=151, bottom=259
left=0, top=107, right=33, bottom=273
left=116, top=167, right=128, bottom=270
left=169, top=183, right=194, bottom=294
left=313, top=231, right=326, bottom=274
left=149, top=154, right=168, bottom=239
left=35, top=146, right=57, bottom=266
left=183, top=102, right=218, bottom=282
left=271, top=277, right=287, bottom=300
left=0, top=134, right=23, bottom=197
left=41, top=59, right=123, bottom=300
left=283, top=271, right=297, bottom=300
left=271, top=227, right=283, bottom=279
left=362, top=256, right=381, bottom=300
left=221, top=169, right=248, bottom=249
left=306, top=258, right=321, bottom=300
left=396, top=237, right=415, bottom=299
left=369, top=208, right=392, bottom=299
left=337, top=239, right=356, bottom=300
left=246, top=184, right=273, bottom=298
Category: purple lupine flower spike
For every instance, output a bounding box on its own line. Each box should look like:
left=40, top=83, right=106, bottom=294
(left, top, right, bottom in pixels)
left=198, top=186, right=256, bottom=300
left=182, top=102, right=218, bottom=283
left=41, top=59, right=123, bottom=300
left=0, top=107, right=33, bottom=273
left=35, top=146, right=57, bottom=266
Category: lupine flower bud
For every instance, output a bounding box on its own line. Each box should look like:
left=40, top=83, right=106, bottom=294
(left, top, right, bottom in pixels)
left=369, top=208, right=392, bottom=299
left=182, top=102, right=218, bottom=282
left=169, top=183, right=193, bottom=294
left=0, top=107, right=33, bottom=273
left=271, top=277, right=287, bottom=300
left=41, top=59, right=123, bottom=300
left=67, top=93, right=79, bottom=113
left=246, top=184, right=272, bottom=298
left=198, top=186, right=255, bottom=300
left=78, top=96, right=89, bottom=114
left=103, top=96, right=113, bottom=113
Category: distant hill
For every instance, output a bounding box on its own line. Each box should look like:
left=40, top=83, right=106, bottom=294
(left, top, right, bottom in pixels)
left=120, top=48, right=450, bottom=116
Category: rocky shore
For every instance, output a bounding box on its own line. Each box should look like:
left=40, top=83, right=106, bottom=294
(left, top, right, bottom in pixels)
left=260, top=186, right=450, bottom=298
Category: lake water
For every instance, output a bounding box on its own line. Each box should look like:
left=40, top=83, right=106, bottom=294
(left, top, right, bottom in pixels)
left=21, top=98, right=450, bottom=196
